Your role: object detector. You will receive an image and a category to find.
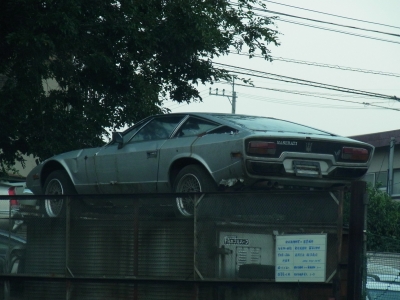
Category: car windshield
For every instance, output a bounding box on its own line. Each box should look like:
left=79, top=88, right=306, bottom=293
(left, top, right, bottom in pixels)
left=214, top=115, right=333, bottom=136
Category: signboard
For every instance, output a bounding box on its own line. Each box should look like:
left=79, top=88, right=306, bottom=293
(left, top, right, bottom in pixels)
left=275, top=234, right=327, bottom=282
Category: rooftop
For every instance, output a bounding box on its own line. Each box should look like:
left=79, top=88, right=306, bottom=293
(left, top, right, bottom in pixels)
left=350, top=129, right=400, bottom=148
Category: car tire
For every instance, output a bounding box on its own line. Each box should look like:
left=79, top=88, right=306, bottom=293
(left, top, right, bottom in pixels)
left=173, top=165, right=217, bottom=217
left=43, top=170, right=77, bottom=217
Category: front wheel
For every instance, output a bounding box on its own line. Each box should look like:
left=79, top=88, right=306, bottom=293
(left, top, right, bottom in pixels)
left=43, top=170, right=77, bottom=217
left=173, top=165, right=217, bottom=217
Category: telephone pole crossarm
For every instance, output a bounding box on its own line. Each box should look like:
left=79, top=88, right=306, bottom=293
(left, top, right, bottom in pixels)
left=208, top=78, right=237, bottom=114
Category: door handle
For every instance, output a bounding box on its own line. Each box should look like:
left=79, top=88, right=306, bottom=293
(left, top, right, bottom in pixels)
left=147, top=151, right=157, bottom=158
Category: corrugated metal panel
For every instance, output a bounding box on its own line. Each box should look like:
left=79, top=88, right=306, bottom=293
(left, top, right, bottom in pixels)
left=23, top=218, right=66, bottom=299
left=69, top=217, right=135, bottom=277
left=24, top=218, right=66, bottom=275
left=197, top=191, right=338, bottom=224
left=68, top=214, right=194, bottom=299
left=139, top=220, right=194, bottom=279
left=69, top=217, right=194, bottom=279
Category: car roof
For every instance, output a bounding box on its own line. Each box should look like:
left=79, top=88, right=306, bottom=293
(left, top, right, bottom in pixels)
left=152, top=112, right=336, bottom=136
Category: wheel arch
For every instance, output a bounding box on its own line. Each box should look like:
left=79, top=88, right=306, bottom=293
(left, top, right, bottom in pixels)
left=40, top=161, right=68, bottom=191
left=169, top=158, right=214, bottom=188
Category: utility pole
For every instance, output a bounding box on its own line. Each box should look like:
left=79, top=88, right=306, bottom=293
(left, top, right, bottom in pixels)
left=388, top=137, right=395, bottom=195
left=209, top=77, right=237, bottom=114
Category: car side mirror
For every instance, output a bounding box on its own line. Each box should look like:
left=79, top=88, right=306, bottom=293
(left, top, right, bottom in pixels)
left=112, top=132, right=123, bottom=149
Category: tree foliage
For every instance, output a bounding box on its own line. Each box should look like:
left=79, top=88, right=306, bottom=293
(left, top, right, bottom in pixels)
left=344, top=186, right=400, bottom=251
left=365, top=187, right=400, bottom=251
left=0, top=0, right=278, bottom=173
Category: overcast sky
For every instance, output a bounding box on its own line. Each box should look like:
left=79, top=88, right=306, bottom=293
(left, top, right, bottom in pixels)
left=164, top=0, right=400, bottom=137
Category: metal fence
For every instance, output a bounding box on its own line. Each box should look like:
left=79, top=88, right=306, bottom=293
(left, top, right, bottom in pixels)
left=365, top=236, right=400, bottom=300
left=0, top=190, right=343, bottom=300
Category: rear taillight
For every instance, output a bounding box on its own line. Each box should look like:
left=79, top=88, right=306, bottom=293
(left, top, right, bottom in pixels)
left=342, top=147, right=369, bottom=161
left=248, top=141, right=276, bottom=155
left=8, top=187, right=19, bottom=210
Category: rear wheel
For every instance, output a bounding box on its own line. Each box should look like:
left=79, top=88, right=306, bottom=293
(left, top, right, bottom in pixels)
left=43, top=170, right=76, bottom=217
left=173, top=165, right=217, bottom=217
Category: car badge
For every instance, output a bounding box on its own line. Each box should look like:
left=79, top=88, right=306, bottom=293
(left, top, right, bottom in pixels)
left=305, top=142, right=313, bottom=152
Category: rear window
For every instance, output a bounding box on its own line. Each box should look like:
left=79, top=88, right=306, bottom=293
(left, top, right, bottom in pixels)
left=214, top=115, right=332, bottom=136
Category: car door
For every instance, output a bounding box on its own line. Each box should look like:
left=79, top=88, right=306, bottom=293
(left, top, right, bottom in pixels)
left=93, top=142, right=121, bottom=193
left=157, top=116, right=221, bottom=192
left=105, top=115, right=183, bottom=193
left=94, top=118, right=148, bottom=193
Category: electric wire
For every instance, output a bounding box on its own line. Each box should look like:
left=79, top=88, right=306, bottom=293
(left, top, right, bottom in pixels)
left=261, top=16, right=400, bottom=45
left=261, top=0, right=400, bottom=30
left=232, top=52, right=400, bottom=79
left=376, top=151, right=388, bottom=184
left=250, top=7, right=400, bottom=38
left=246, top=79, right=395, bottom=102
left=230, top=82, right=400, bottom=111
left=228, top=2, right=400, bottom=44
left=236, top=92, right=368, bottom=109
left=213, top=62, right=399, bottom=101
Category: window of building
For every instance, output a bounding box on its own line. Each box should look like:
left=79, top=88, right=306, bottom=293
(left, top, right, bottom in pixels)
left=391, top=169, right=400, bottom=195
left=364, top=169, right=400, bottom=197
left=375, top=171, right=388, bottom=190
left=363, top=173, right=375, bottom=187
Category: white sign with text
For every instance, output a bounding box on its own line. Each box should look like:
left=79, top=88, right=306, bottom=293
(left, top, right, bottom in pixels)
left=275, top=234, right=327, bottom=282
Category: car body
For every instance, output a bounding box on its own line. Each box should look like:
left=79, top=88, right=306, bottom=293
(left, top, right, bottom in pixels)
left=0, top=229, right=25, bottom=274
left=0, top=229, right=26, bottom=298
left=367, top=264, right=400, bottom=283
left=366, top=264, right=400, bottom=299
left=0, top=181, right=25, bottom=231
left=25, top=113, right=374, bottom=217
left=366, top=279, right=400, bottom=299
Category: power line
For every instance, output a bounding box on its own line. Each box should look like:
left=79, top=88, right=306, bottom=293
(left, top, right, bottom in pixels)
left=251, top=7, right=400, bottom=38
left=261, top=0, right=400, bottom=30
left=233, top=52, right=400, bottom=78
left=237, top=82, right=398, bottom=106
left=228, top=1, right=400, bottom=44
left=213, top=62, right=399, bottom=101
left=272, top=17, right=400, bottom=45
left=232, top=82, right=400, bottom=111
left=237, top=91, right=367, bottom=109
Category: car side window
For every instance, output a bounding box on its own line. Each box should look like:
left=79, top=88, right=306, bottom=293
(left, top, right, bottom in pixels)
left=130, top=116, right=184, bottom=142
left=121, top=118, right=149, bottom=143
left=207, top=125, right=238, bottom=135
left=122, top=126, right=142, bottom=143
left=176, top=117, right=218, bottom=137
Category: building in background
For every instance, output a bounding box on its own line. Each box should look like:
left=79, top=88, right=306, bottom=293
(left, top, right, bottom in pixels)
left=11, top=155, right=37, bottom=178
left=351, top=130, right=400, bottom=199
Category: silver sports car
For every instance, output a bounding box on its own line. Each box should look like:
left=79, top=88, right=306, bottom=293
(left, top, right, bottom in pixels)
left=26, top=113, right=374, bottom=217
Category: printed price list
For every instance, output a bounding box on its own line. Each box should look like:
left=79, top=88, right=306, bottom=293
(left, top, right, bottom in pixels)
left=275, top=234, right=327, bottom=282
